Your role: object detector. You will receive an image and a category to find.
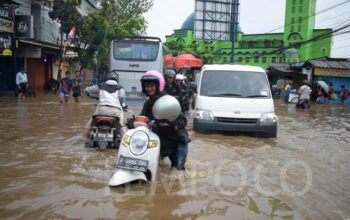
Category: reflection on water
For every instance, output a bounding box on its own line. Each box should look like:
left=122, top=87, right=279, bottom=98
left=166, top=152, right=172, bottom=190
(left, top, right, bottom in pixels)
left=0, top=95, right=349, bottom=219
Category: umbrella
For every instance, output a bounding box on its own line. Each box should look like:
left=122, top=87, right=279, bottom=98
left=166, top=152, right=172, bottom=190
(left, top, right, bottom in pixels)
left=317, top=81, right=329, bottom=93
left=175, top=54, right=203, bottom=72
left=163, top=54, right=175, bottom=68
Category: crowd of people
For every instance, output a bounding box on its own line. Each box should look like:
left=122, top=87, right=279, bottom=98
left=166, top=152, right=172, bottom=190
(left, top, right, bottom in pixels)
left=284, top=80, right=348, bottom=108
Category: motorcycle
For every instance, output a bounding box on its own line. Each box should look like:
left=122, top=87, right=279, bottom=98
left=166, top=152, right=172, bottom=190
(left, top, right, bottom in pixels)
left=109, top=116, right=160, bottom=186
left=109, top=95, right=181, bottom=186
left=85, top=108, right=134, bottom=151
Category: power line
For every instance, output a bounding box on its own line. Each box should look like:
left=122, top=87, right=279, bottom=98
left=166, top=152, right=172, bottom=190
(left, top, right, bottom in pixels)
left=240, top=23, right=350, bottom=59
left=244, top=0, right=350, bottom=41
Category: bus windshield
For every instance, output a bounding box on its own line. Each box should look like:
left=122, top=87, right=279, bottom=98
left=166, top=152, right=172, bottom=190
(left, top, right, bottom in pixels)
left=113, top=40, right=159, bottom=61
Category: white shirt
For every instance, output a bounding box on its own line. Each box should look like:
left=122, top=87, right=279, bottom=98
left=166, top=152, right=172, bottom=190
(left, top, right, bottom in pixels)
left=299, top=85, right=312, bottom=100
left=85, top=80, right=125, bottom=109
left=16, top=72, right=28, bottom=85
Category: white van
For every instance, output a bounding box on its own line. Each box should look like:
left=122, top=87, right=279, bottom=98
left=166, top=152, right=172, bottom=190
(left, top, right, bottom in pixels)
left=193, top=64, right=278, bottom=137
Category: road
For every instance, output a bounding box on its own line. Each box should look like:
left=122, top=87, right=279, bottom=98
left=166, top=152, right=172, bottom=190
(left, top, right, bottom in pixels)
left=0, top=94, right=349, bottom=219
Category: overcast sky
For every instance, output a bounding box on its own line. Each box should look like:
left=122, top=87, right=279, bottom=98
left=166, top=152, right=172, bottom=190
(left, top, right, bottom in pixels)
left=144, top=0, right=350, bottom=58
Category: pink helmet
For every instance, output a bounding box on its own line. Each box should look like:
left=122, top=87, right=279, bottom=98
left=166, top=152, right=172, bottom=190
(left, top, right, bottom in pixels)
left=140, top=70, right=165, bottom=94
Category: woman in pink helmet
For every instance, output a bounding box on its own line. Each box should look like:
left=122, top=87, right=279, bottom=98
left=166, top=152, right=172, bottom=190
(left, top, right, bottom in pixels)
left=140, top=70, right=190, bottom=170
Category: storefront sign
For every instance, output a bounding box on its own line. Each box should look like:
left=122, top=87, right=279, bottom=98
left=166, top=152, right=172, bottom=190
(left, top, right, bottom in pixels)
left=15, top=15, right=33, bottom=38
left=314, top=67, right=350, bottom=77
left=0, top=34, right=12, bottom=56
left=17, top=47, right=41, bottom=58
left=0, top=7, right=13, bottom=33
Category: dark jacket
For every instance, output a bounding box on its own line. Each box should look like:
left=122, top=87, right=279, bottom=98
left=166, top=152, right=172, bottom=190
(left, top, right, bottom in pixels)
left=164, top=82, right=181, bottom=98
left=179, top=82, right=190, bottom=104
left=140, top=93, right=190, bottom=157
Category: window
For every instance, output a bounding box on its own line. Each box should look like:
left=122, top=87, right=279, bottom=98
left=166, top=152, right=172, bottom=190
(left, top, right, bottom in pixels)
left=265, top=41, right=272, bottom=47
left=299, top=5, right=303, bottom=13
left=262, top=57, right=267, bottom=63
left=292, top=0, right=296, bottom=4
left=245, top=57, right=250, bottom=63
left=238, top=57, right=243, bottom=63
left=292, top=6, right=295, bottom=13
left=298, top=25, right=302, bottom=32
left=199, top=70, right=271, bottom=97
left=290, top=25, right=294, bottom=32
left=248, top=41, right=255, bottom=48
left=298, top=17, right=302, bottom=24
left=113, top=41, right=159, bottom=60
left=299, top=0, right=303, bottom=4
left=254, top=56, right=259, bottom=63
left=272, top=57, right=277, bottom=62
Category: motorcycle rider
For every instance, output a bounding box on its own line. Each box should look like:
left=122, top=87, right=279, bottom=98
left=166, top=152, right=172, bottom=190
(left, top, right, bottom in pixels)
left=175, top=74, right=190, bottom=114
left=164, top=69, right=181, bottom=99
left=83, top=71, right=127, bottom=143
left=140, top=70, right=190, bottom=170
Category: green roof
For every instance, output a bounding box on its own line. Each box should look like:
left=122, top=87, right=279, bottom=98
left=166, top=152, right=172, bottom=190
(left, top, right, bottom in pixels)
left=181, top=13, right=195, bottom=30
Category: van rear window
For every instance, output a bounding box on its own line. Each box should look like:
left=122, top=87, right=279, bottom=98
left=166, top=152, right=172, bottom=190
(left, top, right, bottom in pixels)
left=200, top=70, right=270, bottom=98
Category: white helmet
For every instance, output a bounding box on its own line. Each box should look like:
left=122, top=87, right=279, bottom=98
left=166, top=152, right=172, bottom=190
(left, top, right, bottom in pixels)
left=152, top=95, right=181, bottom=122
left=175, top=74, right=185, bottom=80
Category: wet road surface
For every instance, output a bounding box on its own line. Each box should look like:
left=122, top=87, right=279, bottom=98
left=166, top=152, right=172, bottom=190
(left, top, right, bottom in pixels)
left=0, top=94, right=349, bottom=219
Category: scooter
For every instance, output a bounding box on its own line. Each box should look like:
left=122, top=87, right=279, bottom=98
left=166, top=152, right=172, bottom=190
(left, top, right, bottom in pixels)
left=109, top=116, right=160, bottom=186
left=109, top=95, right=181, bottom=186
left=85, top=108, right=134, bottom=151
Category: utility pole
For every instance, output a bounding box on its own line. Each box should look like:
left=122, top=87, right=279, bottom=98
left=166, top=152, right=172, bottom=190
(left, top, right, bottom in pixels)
left=230, top=0, right=239, bottom=63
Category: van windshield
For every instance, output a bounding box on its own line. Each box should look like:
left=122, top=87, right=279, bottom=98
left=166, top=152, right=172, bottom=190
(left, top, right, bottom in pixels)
left=200, top=70, right=271, bottom=98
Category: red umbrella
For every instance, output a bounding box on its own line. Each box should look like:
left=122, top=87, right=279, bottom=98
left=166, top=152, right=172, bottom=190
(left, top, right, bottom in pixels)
left=163, top=54, right=175, bottom=69
left=175, top=54, right=203, bottom=72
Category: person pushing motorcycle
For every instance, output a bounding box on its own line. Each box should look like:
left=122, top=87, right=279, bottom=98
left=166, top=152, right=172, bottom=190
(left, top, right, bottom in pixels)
left=83, top=71, right=127, bottom=142
left=140, top=70, right=190, bottom=170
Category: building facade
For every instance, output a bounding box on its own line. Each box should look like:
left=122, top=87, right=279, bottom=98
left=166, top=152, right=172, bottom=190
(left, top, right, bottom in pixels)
left=0, top=0, right=96, bottom=95
left=165, top=0, right=332, bottom=69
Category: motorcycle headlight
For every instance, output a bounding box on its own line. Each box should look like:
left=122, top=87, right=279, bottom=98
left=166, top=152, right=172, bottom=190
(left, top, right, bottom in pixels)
left=260, top=113, right=278, bottom=125
left=129, top=131, right=149, bottom=156
left=195, top=109, right=214, bottom=120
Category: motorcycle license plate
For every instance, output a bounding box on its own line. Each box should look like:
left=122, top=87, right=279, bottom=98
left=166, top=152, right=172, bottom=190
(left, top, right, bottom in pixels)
left=94, top=133, right=113, bottom=142
left=117, top=156, right=149, bottom=172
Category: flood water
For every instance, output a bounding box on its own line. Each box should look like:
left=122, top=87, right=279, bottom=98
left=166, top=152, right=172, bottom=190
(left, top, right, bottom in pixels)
left=0, top=94, right=349, bottom=219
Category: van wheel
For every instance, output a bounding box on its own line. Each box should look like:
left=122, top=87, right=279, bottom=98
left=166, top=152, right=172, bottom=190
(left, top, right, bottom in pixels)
left=265, top=127, right=277, bottom=138
left=193, top=123, right=205, bottom=133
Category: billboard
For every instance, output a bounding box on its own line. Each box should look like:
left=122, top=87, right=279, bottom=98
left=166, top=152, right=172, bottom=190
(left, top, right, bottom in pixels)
left=0, top=33, right=12, bottom=56
left=15, top=15, right=33, bottom=38
left=0, top=7, right=13, bottom=33
left=194, top=0, right=234, bottom=41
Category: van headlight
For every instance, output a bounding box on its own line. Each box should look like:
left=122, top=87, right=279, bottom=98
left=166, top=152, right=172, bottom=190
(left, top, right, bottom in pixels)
left=260, top=113, right=278, bottom=125
left=195, top=109, right=214, bottom=120
left=129, top=131, right=149, bottom=156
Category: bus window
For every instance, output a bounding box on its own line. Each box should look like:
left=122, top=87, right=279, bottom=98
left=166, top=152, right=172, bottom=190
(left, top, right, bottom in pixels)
left=113, top=41, right=159, bottom=61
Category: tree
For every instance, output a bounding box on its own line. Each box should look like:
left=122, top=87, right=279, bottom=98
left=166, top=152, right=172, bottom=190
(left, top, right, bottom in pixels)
left=49, top=0, right=153, bottom=75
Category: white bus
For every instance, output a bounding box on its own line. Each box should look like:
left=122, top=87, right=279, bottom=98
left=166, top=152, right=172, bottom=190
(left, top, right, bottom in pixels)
left=109, top=36, right=174, bottom=96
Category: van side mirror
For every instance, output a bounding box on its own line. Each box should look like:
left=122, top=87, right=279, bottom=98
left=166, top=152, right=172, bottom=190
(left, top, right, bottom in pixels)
left=190, top=82, right=197, bottom=93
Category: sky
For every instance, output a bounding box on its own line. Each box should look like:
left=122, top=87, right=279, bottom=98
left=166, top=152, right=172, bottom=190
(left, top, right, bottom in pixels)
left=144, top=0, right=350, bottom=58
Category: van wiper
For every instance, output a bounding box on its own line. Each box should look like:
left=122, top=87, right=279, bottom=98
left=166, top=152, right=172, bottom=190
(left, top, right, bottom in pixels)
left=210, top=93, right=242, bottom=97
left=245, top=95, right=269, bottom=98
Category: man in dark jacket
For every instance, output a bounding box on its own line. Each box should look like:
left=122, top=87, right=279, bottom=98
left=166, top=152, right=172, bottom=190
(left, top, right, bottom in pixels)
left=164, top=69, right=181, bottom=99
left=140, top=70, right=190, bottom=170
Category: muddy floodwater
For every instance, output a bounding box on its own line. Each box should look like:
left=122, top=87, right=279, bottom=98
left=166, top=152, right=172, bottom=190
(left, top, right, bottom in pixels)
left=0, top=94, right=349, bottom=219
